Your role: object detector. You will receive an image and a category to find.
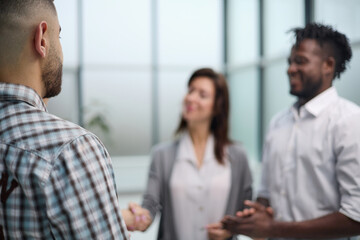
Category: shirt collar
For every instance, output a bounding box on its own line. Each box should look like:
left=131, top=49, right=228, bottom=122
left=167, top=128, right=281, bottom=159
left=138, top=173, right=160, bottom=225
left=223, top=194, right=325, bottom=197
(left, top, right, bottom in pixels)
left=292, top=87, right=338, bottom=117
left=176, top=131, right=216, bottom=164
left=0, top=83, right=47, bottom=112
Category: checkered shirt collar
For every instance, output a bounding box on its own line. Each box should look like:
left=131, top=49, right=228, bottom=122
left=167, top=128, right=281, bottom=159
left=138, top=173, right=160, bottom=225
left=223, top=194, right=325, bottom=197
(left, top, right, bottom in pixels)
left=0, top=83, right=47, bottom=112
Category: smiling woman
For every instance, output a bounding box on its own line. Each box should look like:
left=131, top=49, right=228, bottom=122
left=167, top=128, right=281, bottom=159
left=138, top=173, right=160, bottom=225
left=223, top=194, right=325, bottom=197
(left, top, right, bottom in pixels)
left=124, top=68, right=253, bottom=240
left=182, top=77, right=216, bottom=126
left=176, top=68, right=231, bottom=165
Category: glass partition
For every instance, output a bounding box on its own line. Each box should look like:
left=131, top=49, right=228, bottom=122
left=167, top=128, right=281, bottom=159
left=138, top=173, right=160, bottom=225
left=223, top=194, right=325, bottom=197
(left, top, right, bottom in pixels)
left=264, top=0, right=304, bottom=57
left=315, top=0, right=360, bottom=106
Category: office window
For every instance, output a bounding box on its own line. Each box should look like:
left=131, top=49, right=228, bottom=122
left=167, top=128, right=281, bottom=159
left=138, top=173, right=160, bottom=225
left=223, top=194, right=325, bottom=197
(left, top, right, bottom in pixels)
left=228, top=0, right=259, bottom=66
left=315, top=0, right=360, bottom=106
left=263, top=0, right=304, bottom=128
left=227, top=0, right=259, bottom=164
left=55, top=0, right=78, bottom=67
left=264, top=0, right=304, bottom=57
left=83, top=0, right=151, bottom=66
left=83, top=70, right=152, bottom=155
left=158, top=71, right=188, bottom=142
left=315, top=0, right=360, bottom=42
left=157, top=0, right=223, bottom=142
left=81, top=0, right=152, bottom=156
left=158, top=0, right=222, bottom=67
left=49, top=1, right=79, bottom=123
left=229, top=68, right=260, bottom=162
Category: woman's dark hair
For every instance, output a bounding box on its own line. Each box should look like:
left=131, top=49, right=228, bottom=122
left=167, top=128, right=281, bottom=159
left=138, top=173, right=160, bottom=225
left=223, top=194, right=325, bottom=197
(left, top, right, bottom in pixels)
left=290, top=23, right=352, bottom=79
left=175, top=68, right=231, bottom=164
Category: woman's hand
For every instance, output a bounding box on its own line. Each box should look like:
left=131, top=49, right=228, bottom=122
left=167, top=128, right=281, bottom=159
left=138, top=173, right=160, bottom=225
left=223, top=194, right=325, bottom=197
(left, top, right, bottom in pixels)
left=207, top=222, right=232, bottom=240
left=122, top=202, right=152, bottom=231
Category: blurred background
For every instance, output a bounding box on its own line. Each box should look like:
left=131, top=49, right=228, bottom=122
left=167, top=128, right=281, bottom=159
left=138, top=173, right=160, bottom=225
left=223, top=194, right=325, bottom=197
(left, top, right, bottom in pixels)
left=49, top=0, right=360, bottom=239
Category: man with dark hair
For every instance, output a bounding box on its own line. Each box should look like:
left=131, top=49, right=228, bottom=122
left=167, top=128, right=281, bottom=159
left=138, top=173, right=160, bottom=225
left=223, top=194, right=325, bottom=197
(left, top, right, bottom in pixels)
left=222, top=23, right=360, bottom=239
left=0, top=1, right=130, bottom=239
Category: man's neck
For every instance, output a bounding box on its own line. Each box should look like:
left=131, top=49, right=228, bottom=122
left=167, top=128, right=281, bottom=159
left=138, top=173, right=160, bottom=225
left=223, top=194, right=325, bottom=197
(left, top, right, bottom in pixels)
left=0, top=65, right=44, bottom=97
left=297, top=85, right=333, bottom=108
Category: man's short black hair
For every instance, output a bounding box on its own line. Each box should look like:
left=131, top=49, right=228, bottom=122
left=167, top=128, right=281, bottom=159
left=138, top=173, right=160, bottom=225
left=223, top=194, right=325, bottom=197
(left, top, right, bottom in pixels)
left=0, top=0, right=56, bottom=19
left=0, top=0, right=57, bottom=65
left=290, top=23, right=352, bottom=79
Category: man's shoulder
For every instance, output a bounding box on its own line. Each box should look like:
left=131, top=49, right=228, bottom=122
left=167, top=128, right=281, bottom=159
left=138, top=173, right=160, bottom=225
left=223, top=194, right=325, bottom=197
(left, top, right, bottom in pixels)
left=331, top=97, right=360, bottom=129
left=1, top=105, right=95, bottom=160
left=29, top=110, right=90, bottom=142
left=46, top=113, right=91, bottom=141
left=336, top=97, right=360, bottom=116
left=32, top=112, right=99, bottom=158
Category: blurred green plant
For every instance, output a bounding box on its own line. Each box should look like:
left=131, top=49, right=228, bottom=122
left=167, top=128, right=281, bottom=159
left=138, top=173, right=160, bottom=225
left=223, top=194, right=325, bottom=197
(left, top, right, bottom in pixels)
left=84, top=100, right=112, bottom=144
left=86, top=114, right=110, bottom=134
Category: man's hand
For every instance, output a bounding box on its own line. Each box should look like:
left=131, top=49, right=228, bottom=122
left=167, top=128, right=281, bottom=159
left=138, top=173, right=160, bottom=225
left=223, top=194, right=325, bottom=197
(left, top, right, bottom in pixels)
left=236, top=200, right=274, bottom=218
left=122, top=202, right=152, bottom=231
left=206, top=222, right=232, bottom=240
left=221, top=200, right=275, bottom=238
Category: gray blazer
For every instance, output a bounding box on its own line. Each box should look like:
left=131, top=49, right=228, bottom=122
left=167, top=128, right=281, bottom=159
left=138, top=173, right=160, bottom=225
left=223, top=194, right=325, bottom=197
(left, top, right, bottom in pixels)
left=142, top=140, right=253, bottom=240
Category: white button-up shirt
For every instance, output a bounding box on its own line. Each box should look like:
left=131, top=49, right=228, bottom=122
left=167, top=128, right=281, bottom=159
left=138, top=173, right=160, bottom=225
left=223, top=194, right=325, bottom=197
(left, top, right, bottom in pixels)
left=170, top=132, right=231, bottom=240
left=258, top=87, right=360, bottom=240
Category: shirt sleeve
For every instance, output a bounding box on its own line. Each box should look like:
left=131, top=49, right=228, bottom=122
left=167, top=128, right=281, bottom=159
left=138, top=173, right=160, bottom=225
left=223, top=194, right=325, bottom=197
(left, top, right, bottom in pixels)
left=335, top=112, right=360, bottom=222
left=43, top=134, right=129, bottom=239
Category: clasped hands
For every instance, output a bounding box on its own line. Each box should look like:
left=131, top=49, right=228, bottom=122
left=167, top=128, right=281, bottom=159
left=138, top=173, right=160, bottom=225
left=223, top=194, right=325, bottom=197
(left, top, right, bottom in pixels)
left=122, top=200, right=275, bottom=238
left=221, top=200, right=275, bottom=239
left=122, top=202, right=232, bottom=239
left=122, top=202, right=152, bottom=231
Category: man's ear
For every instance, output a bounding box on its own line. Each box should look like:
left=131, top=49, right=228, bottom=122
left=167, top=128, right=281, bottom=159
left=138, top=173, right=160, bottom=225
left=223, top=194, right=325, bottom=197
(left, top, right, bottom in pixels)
left=323, top=56, right=336, bottom=78
left=34, top=21, right=48, bottom=58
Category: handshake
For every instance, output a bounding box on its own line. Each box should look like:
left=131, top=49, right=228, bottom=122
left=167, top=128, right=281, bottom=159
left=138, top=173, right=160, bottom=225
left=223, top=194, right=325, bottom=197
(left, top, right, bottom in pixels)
left=120, top=200, right=274, bottom=239
left=121, top=202, right=152, bottom=232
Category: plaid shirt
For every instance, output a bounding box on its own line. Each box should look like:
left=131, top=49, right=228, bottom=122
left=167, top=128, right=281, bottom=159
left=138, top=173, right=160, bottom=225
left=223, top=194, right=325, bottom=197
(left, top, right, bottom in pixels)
left=0, top=83, right=129, bottom=239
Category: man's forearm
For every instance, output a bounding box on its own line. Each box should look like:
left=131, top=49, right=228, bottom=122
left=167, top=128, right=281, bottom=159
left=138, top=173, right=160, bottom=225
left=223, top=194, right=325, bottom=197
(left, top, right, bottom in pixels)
left=271, top=212, right=360, bottom=238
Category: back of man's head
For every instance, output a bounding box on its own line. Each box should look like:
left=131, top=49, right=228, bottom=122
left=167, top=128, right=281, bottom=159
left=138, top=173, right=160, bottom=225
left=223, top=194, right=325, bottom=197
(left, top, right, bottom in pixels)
left=0, top=0, right=56, bottom=16
left=0, top=0, right=57, bottom=66
left=290, top=23, right=352, bottom=79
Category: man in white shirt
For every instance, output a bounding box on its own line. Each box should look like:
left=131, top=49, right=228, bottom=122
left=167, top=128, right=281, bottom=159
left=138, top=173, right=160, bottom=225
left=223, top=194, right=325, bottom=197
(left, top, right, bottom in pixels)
left=222, top=23, right=360, bottom=239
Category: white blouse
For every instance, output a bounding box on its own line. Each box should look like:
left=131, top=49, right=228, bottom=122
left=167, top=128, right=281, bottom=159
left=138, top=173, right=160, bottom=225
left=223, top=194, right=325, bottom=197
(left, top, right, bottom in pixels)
left=170, top=132, right=231, bottom=240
